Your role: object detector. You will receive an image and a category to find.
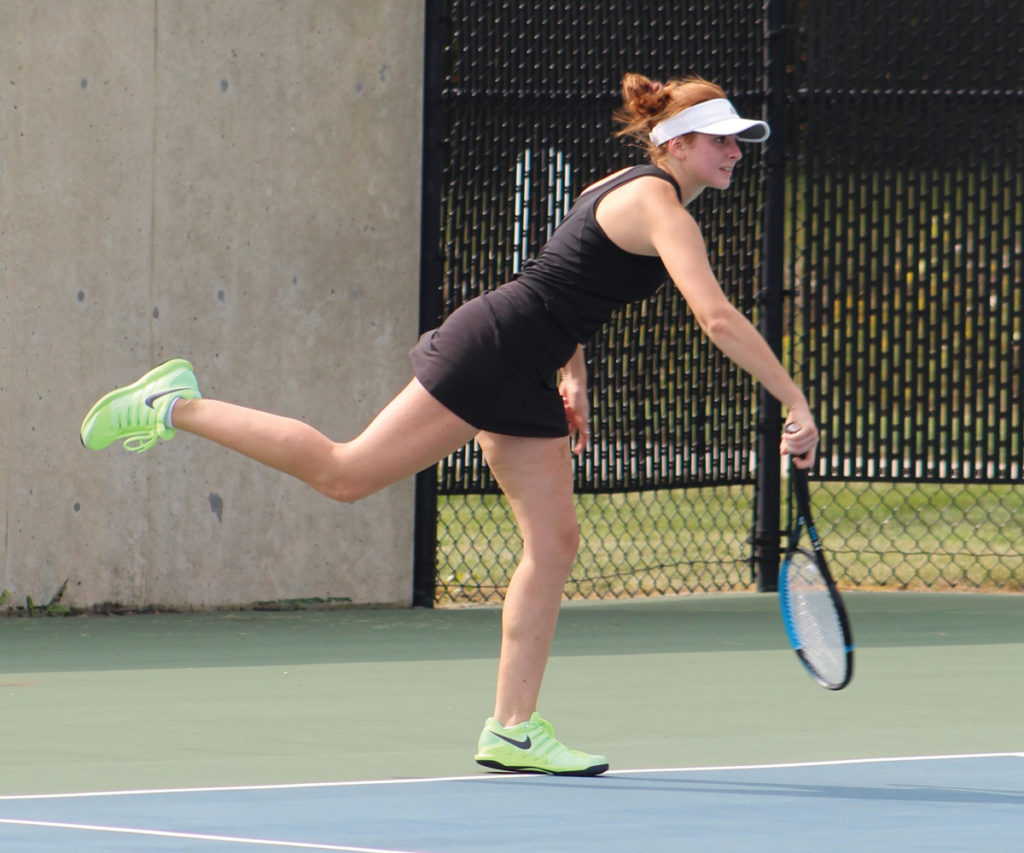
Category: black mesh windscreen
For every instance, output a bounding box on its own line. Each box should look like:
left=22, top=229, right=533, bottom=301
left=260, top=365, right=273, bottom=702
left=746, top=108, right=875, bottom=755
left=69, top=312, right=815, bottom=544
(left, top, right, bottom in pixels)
left=422, top=0, right=1024, bottom=603
left=788, top=1, right=1024, bottom=481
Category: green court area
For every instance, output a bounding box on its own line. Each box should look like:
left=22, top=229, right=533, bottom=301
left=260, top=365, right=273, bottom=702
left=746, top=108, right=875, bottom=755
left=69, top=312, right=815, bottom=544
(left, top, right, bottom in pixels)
left=1, top=592, right=1020, bottom=796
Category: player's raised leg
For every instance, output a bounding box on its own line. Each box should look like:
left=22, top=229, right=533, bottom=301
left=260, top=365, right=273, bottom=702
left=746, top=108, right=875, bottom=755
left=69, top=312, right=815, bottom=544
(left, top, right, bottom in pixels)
left=81, top=360, right=477, bottom=502
left=171, top=379, right=475, bottom=501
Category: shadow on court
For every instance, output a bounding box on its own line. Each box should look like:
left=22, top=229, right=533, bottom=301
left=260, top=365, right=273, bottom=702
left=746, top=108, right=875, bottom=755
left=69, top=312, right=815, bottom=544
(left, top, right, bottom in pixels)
left=1, top=591, right=1021, bottom=800
left=1, top=757, right=1022, bottom=852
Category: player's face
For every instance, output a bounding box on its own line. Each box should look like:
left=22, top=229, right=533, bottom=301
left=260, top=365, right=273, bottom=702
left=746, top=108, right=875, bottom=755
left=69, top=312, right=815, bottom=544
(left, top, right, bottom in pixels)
left=687, top=133, right=743, bottom=190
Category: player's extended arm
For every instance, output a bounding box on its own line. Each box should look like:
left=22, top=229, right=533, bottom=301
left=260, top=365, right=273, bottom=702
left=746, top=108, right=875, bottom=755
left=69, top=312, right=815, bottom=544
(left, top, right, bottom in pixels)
left=644, top=184, right=817, bottom=464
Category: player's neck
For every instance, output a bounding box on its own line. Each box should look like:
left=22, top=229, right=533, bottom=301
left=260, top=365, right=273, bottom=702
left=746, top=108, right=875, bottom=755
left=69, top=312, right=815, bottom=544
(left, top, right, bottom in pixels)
left=658, top=160, right=706, bottom=206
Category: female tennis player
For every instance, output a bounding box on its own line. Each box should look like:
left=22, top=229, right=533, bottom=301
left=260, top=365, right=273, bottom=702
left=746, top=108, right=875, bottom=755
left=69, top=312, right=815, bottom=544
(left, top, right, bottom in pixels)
left=81, top=72, right=819, bottom=777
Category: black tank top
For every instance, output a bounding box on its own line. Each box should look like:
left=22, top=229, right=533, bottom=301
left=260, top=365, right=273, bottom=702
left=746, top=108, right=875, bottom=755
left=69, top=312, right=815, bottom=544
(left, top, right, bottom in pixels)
left=514, top=165, right=681, bottom=343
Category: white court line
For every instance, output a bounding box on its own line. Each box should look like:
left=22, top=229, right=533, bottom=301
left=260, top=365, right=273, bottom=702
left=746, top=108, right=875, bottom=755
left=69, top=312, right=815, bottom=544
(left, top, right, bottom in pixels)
left=0, top=752, right=1020, bottom=802
left=1, top=756, right=1019, bottom=851
left=0, top=774, right=487, bottom=801
left=607, top=751, right=1024, bottom=775
left=0, top=818, right=424, bottom=853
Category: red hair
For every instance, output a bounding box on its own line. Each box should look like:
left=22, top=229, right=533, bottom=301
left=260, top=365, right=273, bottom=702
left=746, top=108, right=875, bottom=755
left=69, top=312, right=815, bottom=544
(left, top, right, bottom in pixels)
left=614, top=72, right=728, bottom=163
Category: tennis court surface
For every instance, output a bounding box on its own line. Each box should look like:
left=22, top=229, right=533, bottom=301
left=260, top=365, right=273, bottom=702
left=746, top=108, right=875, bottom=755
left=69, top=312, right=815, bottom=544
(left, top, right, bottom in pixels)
left=2, top=592, right=1022, bottom=851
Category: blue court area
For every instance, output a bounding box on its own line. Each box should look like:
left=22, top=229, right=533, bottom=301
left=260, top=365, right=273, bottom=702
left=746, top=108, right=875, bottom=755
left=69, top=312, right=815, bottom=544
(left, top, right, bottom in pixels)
left=1, top=754, right=1022, bottom=852
left=2, top=592, right=1022, bottom=850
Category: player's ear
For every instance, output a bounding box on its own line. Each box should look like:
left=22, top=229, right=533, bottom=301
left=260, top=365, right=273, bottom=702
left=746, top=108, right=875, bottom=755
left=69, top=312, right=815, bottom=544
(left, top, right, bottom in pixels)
left=667, top=136, right=687, bottom=159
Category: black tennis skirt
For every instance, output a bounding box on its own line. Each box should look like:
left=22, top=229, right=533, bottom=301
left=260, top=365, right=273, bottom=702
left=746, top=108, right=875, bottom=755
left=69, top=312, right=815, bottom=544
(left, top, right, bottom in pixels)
left=409, top=282, right=577, bottom=437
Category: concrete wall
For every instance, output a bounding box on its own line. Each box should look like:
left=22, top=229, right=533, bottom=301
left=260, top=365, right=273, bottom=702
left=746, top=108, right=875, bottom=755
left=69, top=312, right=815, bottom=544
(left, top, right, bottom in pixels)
left=0, top=0, right=425, bottom=609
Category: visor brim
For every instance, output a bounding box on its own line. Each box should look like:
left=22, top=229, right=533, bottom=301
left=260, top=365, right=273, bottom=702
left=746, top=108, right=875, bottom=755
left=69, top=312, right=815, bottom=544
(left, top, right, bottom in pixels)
left=694, top=118, right=770, bottom=142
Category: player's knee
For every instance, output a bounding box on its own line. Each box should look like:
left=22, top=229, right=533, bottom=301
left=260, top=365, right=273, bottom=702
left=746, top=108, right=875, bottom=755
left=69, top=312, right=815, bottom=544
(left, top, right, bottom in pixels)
left=523, top=519, right=578, bottom=572
left=565, top=521, right=581, bottom=560
left=307, top=445, right=387, bottom=503
left=550, top=519, right=581, bottom=574
left=315, top=470, right=375, bottom=504
left=321, top=483, right=360, bottom=504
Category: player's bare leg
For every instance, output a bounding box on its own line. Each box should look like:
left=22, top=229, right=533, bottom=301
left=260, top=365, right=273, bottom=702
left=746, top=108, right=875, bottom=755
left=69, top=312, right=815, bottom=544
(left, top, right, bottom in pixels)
left=471, top=431, right=608, bottom=775
left=171, top=379, right=477, bottom=501
left=474, top=432, right=580, bottom=724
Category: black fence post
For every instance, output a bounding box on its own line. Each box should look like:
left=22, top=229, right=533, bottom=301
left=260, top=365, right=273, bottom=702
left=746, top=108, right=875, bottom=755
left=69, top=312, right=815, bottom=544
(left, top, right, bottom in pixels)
left=754, top=0, right=788, bottom=591
left=412, top=0, right=447, bottom=608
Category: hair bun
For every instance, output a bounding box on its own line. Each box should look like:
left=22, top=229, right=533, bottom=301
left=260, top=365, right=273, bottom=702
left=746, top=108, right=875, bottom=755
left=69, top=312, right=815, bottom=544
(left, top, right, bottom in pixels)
left=613, top=72, right=728, bottom=163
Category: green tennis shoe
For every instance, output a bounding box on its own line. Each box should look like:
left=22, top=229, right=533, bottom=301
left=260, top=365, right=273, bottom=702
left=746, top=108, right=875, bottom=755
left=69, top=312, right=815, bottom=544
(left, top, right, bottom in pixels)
left=474, top=712, right=609, bottom=776
left=80, top=359, right=200, bottom=453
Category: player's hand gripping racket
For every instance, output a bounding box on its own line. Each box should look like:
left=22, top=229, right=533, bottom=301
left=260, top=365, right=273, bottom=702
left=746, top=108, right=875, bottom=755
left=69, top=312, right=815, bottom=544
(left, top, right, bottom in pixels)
left=779, top=461, right=854, bottom=690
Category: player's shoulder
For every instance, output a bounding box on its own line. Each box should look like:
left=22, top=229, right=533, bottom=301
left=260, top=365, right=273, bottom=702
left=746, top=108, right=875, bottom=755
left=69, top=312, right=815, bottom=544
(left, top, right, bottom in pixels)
left=630, top=174, right=694, bottom=227
left=580, top=166, right=635, bottom=195
left=637, top=172, right=684, bottom=207
left=589, top=167, right=678, bottom=209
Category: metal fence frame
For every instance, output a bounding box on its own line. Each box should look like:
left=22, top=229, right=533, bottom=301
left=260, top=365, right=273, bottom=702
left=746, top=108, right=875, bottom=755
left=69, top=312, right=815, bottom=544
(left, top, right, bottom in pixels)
left=414, top=0, right=1024, bottom=606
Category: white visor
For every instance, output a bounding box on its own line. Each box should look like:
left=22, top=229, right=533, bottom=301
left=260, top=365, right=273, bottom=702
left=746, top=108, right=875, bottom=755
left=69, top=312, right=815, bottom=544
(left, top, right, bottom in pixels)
left=649, top=98, right=770, bottom=145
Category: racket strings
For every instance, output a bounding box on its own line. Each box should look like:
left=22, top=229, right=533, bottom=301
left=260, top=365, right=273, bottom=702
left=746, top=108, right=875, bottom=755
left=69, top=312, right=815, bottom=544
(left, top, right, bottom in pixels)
left=784, top=553, right=849, bottom=685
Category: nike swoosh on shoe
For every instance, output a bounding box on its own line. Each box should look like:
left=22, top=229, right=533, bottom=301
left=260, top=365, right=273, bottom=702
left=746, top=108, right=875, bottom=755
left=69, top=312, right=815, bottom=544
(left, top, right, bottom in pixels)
left=491, top=732, right=531, bottom=750
left=144, top=387, right=193, bottom=409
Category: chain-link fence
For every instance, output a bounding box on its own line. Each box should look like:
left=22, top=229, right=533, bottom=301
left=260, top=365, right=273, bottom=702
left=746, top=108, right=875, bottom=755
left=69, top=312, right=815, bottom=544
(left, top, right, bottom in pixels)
left=416, top=0, right=1024, bottom=605
left=784, top=0, right=1024, bottom=593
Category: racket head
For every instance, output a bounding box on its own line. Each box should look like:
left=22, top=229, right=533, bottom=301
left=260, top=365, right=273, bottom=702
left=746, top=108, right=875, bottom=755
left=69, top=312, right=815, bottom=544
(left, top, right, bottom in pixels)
left=779, top=545, right=854, bottom=690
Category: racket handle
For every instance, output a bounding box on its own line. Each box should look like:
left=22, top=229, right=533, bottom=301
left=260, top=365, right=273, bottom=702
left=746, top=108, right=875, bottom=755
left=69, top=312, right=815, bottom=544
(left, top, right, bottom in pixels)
left=790, top=464, right=812, bottom=516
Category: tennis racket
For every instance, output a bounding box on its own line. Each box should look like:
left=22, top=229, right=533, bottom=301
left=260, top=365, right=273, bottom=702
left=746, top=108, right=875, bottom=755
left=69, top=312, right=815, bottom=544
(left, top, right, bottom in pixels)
left=779, top=464, right=854, bottom=690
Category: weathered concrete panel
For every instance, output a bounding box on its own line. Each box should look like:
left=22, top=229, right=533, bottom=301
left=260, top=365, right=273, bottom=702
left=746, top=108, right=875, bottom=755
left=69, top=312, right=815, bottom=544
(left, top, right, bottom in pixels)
left=0, top=0, right=425, bottom=609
